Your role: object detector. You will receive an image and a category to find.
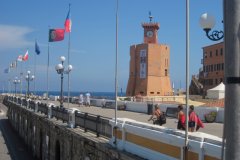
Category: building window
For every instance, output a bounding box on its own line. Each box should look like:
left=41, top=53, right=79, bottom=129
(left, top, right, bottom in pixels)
left=210, top=51, right=212, bottom=57
left=216, top=49, right=218, bottom=56
left=222, top=63, right=224, bottom=70
left=214, top=64, right=216, bottom=71
left=220, top=48, right=223, bottom=55
left=150, top=92, right=154, bottom=94
left=157, top=92, right=160, bottom=94
left=215, top=79, right=218, bottom=84
left=204, top=52, right=207, bottom=58
left=165, top=69, right=167, bottom=76
left=220, top=78, right=223, bottom=82
left=211, top=65, right=213, bottom=72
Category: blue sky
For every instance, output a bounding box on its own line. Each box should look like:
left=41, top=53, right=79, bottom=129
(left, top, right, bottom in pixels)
left=0, top=0, right=223, bottom=93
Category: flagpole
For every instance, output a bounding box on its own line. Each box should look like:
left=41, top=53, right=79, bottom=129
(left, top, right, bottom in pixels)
left=47, top=28, right=50, bottom=104
left=184, top=0, right=190, bottom=159
left=34, top=40, right=36, bottom=96
left=114, top=0, right=119, bottom=126
left=20, top=61, right=23, bottom=96
left=67, top=4, right=71, bottom=108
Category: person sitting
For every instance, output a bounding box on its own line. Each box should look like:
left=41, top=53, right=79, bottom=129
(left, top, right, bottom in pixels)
left=177, top=104, right=186, bottom=130
left=148, top=104, right=163, bottom=125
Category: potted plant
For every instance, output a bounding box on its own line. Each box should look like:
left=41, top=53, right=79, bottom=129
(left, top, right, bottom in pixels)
left=204, top=111, right=217, bottom=123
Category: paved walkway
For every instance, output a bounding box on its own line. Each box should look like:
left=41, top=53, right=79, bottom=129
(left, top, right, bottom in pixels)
left=45, top=100, right=223, bottom=138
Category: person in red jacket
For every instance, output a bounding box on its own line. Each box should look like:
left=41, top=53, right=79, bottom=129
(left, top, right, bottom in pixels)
left=188, top=105, right=198, bottom=132
left=177, top=105, right=186, bottom=130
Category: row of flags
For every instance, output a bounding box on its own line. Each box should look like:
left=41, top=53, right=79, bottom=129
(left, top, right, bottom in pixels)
left=3, top=6, right=71, bottom=74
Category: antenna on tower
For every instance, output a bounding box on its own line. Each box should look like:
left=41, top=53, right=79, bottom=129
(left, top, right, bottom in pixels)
left=149, top=11, right=153, bottom=22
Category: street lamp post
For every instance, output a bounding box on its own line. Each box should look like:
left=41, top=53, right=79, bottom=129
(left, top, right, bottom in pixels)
left=13, top=77, right=20, bottom=96
left=200, top=2, right=240, bottom=159
left=25, top=71, right=35, bottom=98
left=55, top=56, right=72, bottom=108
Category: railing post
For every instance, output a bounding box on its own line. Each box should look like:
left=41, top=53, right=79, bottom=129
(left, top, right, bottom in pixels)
left=96, top=115, right=100, bottom=137
left=47, top=103, right=52, bottom=119
left=84, top=113, right=88, bottom=132
left=34, top=101, right=39, bottom=113
left=68, top=109, right=76, bottom=128
left=26, top=99, right=30, bottom=108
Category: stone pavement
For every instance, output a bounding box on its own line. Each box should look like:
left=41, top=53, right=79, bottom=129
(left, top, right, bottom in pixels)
left=45, top=100, right=223, bottom=138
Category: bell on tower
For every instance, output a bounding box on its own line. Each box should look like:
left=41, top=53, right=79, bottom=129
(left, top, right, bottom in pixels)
left=142, top=12, right=160, bottom=44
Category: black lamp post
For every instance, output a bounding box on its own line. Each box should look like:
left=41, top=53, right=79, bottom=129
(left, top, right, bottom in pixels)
left=199, top=13, right=224, bottom=41
left=55, top=56, right=72, bottom=108
left=25, top=70, right=34, bottom=98
left=13, top=77, right=20, bottom=96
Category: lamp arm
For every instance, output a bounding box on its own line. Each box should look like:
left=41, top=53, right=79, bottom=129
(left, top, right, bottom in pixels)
left=205, top=29, right=224, bottom=41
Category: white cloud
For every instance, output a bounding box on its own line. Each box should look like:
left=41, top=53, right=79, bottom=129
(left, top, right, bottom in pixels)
left=0, top=24, right=33, bottom=50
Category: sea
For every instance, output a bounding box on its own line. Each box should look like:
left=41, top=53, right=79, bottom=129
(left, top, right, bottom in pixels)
left=1, top=90, right=126, bottom=100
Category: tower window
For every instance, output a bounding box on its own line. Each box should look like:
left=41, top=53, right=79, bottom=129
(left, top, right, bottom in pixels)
left=165, top=69, right=167, bottom=76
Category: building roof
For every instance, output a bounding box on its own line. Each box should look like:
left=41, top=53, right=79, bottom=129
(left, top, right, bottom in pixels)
left=208, top=82, right=225, bottom=91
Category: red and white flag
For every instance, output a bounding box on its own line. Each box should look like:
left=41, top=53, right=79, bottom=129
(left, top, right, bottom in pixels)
left=17, top=55, right=23, bottom=61
left=22, top=50, right=29, bottom=61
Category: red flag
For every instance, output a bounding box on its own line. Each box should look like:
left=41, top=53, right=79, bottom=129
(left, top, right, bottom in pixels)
left=64, top=8, right=71, bottom=32
left=49, top=29, right=65, bottom=42
left=23, top=50, right=29, bottom=61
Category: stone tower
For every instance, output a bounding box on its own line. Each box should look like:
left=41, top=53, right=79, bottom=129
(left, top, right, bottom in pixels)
left=126, top=17, right=172, bottom=96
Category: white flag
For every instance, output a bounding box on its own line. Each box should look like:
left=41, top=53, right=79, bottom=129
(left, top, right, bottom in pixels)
left=17, top=55, right=23, bottom=61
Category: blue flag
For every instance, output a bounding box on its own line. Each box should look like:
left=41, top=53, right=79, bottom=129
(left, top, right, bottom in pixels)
left=35, top=41, right=40, bottom=55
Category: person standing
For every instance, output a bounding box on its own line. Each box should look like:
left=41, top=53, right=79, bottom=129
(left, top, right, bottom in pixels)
left=188, top=105, right=197, bottom=132
left=78, top=94, right=83, bottom=107
left=85, top=92, right=91, bottom=107
left=177, top=104, right=186, bottom=130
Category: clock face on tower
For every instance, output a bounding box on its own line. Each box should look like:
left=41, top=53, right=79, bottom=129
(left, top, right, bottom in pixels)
left=146, top=30, right=153, bottom=37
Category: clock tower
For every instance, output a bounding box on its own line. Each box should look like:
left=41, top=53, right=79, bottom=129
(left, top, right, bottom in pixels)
left=143, top=22, right=159, bottom=44
left=126, top=15, right=173, bottom=97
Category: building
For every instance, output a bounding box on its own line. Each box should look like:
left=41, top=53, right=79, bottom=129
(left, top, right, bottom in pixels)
left=126, top=18, right=172, bottom=96
left=190, top=42, right=224, bottom=95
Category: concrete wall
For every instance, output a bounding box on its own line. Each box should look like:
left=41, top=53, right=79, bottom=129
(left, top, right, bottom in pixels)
left=109, top=118, right=222, bottom=160
left=4, top=97, right=142, bottom=160
left=91, top=98, right=224, bottom=123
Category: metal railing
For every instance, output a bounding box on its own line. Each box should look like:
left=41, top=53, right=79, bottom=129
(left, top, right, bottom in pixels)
left=4, top=96, right=112, bottom=138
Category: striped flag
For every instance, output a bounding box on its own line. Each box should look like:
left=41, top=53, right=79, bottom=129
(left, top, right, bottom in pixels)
left=22, top=50, right=29, bottom=61
left=64, top=7, right=71, bottom=32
